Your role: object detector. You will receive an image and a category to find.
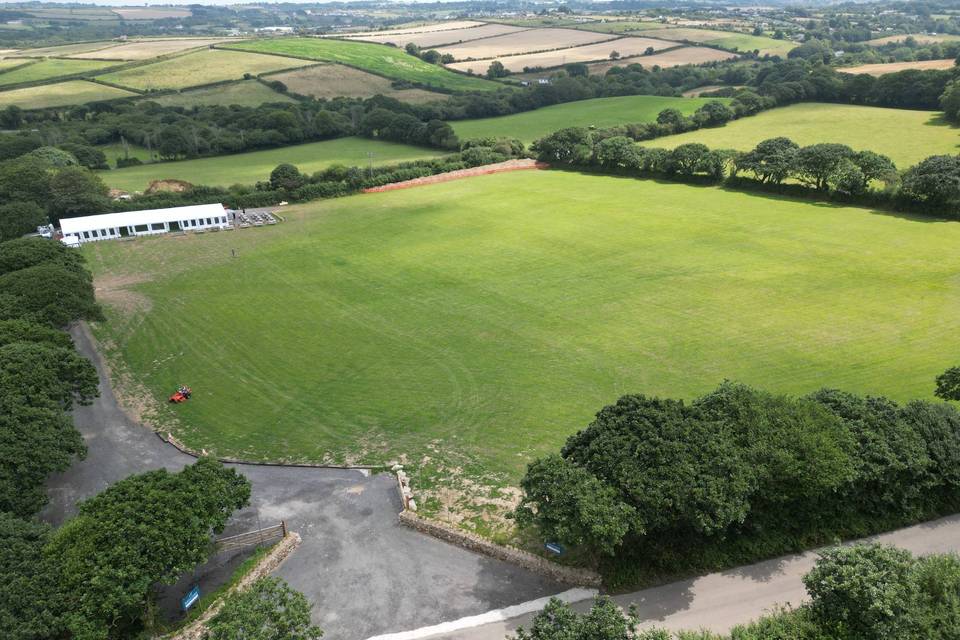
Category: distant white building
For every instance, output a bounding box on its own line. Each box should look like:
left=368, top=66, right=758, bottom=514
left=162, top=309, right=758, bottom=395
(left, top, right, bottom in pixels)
left=60, top=203, right=230, bottom=245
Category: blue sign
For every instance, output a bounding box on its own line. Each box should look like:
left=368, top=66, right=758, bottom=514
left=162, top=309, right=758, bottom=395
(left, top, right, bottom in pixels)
left=545, top=542, right=565, bottom=555
left=181, top=585, right=201, bottom=611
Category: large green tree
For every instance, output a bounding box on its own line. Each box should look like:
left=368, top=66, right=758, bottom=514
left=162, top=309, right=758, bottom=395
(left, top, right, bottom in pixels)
left=0, top=342, right=98, bottom=410
left=48, top=167, right=110, bottom=220
left=205, top=577, right=323, bottom=640
left=0, top=201, right=48, bottom=242
left=0, top=262, right=102, bottom=327
left=48, top=457, right=251, bottom=640
left=0, top=400, right=85, bottom=516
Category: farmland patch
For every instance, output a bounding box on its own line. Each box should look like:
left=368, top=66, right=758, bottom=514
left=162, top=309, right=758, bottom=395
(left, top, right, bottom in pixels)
left=0, top=80, right=135, bottom=109
left=436, top=28, right=617, bottom=61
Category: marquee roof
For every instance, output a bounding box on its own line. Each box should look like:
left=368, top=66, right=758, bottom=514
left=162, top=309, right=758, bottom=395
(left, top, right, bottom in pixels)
left=60, top=203, right=226, bottom=235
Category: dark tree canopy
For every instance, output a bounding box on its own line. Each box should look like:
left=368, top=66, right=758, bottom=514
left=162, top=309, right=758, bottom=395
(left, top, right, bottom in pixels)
left=0, top=201, right=47, bottom=242
left=48, top=458, right=251, bottom=640
left=935, top=366, right=960, bottom=401
left=0, top=262, right=103, bottom=327
left=206, top=577, right=323, bottom=640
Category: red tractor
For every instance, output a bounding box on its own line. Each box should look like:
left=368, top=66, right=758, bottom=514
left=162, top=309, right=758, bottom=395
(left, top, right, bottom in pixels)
left=169, top=385, right=192, bottom=403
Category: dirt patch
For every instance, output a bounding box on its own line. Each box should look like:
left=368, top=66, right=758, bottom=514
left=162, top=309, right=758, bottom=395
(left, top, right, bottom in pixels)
left=95, top=273, right=153, bottom=316
left=363, top=159, right=548, bottom=193
left=146, top=179, right=193, bottom=194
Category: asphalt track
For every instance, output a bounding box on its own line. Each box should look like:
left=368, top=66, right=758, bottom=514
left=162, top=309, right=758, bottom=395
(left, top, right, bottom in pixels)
left=42, top=325, right=563, bottom=640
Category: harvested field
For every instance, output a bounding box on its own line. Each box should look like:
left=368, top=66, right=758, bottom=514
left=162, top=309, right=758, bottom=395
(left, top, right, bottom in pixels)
left=840, top=59, right=957, bottom=76
left=866, top=33, right=960, bottom=46
left=0, top=80, right=135, bottom=109
left=447, top=36, right=673, bottom=73
left=112, top=8, right=192, bottom=20
left=0, top=58, right=120, bottom=86
left=436, top=28, right=616, bottom=61
left=682, top=84, right=742, bottom=96
left=224, top=38, right=499, bottom=92
left=586, top=46, right=739, bottom=74
left=348, top=23, right=526, bottom=49
left=0, top=59, right=29, bottom=72
left=70, top=38, right=239, bottom=60
left=344, top=21, right=484, bottom=37
left=579, top=21, right=673, bottom=33
left=266, top=64, right=445, bottom=103
left=363, top=158, right=546, bottom=192
left=141, top=80, right=295, bottom=107
left=96, top=49, right=312, bottom=90
left=649, top=28, right=797, bottom=55
left=13, top=40, right=118, bottom=57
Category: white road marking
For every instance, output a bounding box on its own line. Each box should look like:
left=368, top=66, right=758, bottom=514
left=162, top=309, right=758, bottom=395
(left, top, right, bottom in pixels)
left=365, top=588, right=598, bottom=640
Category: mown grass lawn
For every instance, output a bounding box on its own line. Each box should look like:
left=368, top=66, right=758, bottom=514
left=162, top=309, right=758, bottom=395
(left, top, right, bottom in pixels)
left=222, top=38, right=500, bottom=92
left=648, top=102, right=960, bottom=168
left=87, top=170, right=960, bottom=484
left=453, top=95, right=724, bottom=144
left=98, top=137, right=443, bottom=191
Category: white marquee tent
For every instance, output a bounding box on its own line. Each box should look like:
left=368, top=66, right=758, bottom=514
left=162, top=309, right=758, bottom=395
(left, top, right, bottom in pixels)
left=60, top=203, right=230, bottom=245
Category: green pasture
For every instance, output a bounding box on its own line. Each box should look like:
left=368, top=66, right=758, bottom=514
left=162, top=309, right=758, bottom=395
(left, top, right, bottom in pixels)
left=0, top=58, right=120, bottom=86
left=141, top=80, right=295, bottom=108
left=453, top=94, right=724, bottom=144
left=652, top=28, right=797, bottom=56
left=88, top=170, right=960, bottom=480
left=0, top=80, right=135, bottom=109
left=648, top=102, right=959, bottom=168
left=96, top=49, right=312, bottom=91
left=99, top=137, right=442, bottom=192
left=222, top=38, right=500, bottom=92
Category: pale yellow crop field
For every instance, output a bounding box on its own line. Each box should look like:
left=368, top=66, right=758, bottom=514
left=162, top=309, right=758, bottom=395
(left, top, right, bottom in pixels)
left=866, top=33, right=960, bottom=46
left=70, top=38, right=240, bottom=60
left=586, top=46, right=738, bottom=74
left=841, top=59, right=956, bottom=76
left=447, top=36, right=676, bottom=73
left=348, top=23, right=526, bottom=48
left=437, top=27, right=616, bottom=60
left=0, top=80, right=135, bottom=109
left=13, top=41, right=119, bottom=57
left=97, top=48, right=311, bottom=90
left=343, top=21, right=484, bottom=37
left=268, top=64, right=445, bottom=102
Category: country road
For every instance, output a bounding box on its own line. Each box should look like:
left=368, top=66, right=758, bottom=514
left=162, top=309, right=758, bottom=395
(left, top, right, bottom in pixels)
left=422, top=512, right=960, bottom=640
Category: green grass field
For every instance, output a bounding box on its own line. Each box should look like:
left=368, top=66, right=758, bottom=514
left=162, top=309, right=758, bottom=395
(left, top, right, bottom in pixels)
left=222, top=38, right=500, bottom=92
left=88, top=170, right=960, bottom=486
left=96, top=49, right=313, bottom=91
left=0, top=58, right=120, bottom=86
left=141, top=80, right=295, bottom=108
left=651, top=28, right=797, bottom=56
left=453, top=95, right=725, bottom=143
left=99, top=137, right=443, bottom=191
left=649, top=103, right=959, bottom=168
left=0, top=80, right=135, bottom=109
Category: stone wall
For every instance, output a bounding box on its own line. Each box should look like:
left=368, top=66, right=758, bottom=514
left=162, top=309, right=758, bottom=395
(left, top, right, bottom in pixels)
left=398, top=511, right=602, bottom=587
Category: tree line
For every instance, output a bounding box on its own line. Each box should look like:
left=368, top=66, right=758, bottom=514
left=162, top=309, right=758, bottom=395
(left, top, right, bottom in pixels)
left=531, top=114, right=960, bottom=216
left=516, top=381, right=960, bottom=588
left=513, top=544, right=960, bottom=640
